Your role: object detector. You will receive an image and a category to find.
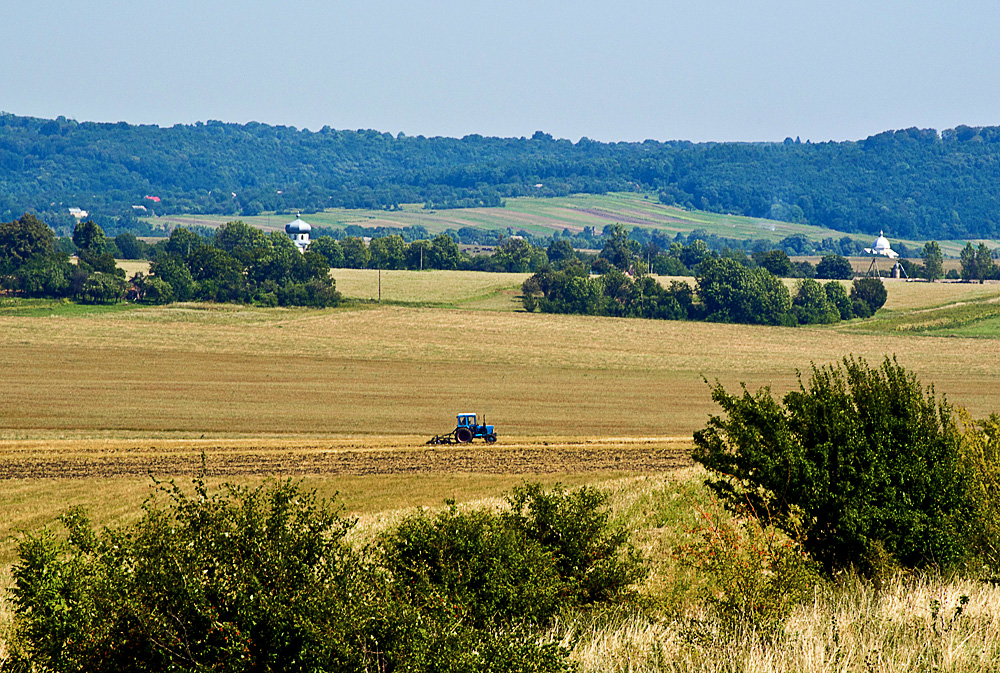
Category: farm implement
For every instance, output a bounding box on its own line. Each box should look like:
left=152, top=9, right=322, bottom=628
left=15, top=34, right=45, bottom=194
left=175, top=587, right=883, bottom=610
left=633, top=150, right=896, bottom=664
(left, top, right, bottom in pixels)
left=427, top=413, right=497, bottom=444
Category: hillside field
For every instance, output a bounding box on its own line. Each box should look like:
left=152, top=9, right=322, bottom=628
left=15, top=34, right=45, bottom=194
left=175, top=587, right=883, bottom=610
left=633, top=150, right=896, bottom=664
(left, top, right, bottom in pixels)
left=144, top=192, right=999, bottom=255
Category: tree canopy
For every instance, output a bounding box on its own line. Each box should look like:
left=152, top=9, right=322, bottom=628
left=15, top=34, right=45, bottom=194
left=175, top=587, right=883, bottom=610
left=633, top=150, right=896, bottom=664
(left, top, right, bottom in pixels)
left=6, top=113, right=1000, bottom=241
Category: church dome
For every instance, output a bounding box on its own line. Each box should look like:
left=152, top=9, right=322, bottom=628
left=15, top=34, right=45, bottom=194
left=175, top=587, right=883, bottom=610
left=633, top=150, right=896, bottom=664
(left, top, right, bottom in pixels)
left=873, top=230, right=891, bottom=251
left=285, top=216, right=312, bottom=235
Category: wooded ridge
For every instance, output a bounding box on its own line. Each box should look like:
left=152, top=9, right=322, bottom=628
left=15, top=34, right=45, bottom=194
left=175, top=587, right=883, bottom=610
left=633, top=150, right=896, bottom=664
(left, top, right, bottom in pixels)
left=2, top=113, right=998, bottom=240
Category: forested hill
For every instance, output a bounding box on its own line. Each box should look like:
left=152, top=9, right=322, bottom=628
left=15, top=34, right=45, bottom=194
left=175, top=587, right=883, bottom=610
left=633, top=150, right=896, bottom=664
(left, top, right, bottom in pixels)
left=2, top=112, right=999, bottom=240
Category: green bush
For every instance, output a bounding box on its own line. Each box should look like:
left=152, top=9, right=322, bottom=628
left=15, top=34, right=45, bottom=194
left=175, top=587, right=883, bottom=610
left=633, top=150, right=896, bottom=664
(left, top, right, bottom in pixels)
left=7, top=479, right=587, bottom=673
left=382, top=502, right=569, bottom=629
left=850, top=277, right=887, bottom=316
left=383, top=483, right=645, bottom=632
left=692, top=356, right=976, bottom=574
left=677, top=502, right=818, bottom=633
left=9, top=478, right=364, bottom=673
left=504, top=483, right=646, bottom=605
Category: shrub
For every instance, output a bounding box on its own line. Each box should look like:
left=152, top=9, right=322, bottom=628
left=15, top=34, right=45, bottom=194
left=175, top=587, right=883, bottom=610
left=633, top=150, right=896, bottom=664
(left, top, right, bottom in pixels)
left=383, top=483, right=645, bottom=632
left=677, top=502, right=818, bottom=633
left=9, top=480, right=582, bottom=673
left=382, top=502, right=569, bottom=629
left=850, top=277, right=887, bottom=316
left=959, top=411, right=1000, bottom=575
left=504, top=483, right=646, bottom=605
left=9, top=478, right=364, bottom=673
left=692, top=356, right=976, bottom=574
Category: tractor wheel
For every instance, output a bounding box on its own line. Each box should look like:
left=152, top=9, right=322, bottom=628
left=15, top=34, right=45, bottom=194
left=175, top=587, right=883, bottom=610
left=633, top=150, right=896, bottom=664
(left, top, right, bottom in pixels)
left=455, top=427, right=473, bottom=443
left=486, top=433, right=497, bottom=444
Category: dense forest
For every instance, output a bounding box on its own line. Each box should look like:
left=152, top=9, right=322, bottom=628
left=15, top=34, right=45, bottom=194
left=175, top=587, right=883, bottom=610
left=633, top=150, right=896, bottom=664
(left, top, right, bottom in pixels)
left=3, top=113, right=1000, bottom=240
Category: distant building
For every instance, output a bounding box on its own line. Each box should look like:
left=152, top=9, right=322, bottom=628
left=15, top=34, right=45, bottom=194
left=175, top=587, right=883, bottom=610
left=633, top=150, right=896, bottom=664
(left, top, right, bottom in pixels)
left=68, top=207, right=88, bottom=219
left=285, top=214, right=311, bottom=252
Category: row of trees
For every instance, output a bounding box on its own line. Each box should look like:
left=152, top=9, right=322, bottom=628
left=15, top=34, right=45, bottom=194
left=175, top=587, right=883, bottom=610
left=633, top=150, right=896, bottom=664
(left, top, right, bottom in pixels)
left=7, top=113, right=1000, bottom=240
left=0, top=216, right=341, bottom=306
left=522, top=259, right=888, bottom=326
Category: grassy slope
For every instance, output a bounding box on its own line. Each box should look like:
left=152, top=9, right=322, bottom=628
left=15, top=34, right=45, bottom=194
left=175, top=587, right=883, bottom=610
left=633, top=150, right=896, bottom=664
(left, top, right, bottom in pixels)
left=146, top=192, right=998, bottom=254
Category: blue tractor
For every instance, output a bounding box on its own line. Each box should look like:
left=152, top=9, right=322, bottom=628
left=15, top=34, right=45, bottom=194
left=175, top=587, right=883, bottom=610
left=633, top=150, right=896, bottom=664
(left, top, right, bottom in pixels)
left=427, top=413, right=497, bottom=444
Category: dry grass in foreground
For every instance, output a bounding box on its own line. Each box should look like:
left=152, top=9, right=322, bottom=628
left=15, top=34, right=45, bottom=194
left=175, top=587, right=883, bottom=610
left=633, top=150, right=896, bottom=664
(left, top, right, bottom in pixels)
left=555, top=574, right=1000, bottom=672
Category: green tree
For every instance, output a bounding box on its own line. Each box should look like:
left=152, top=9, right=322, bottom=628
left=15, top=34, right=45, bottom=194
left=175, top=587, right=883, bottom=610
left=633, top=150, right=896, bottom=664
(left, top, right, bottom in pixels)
left=693, top=357, right=976, bottom=573
left=71, top=220, right=107, bottom=254
left=696, top=256, right=792, bottom=325
left=754, top=249, right=793, bottom=277
left=546, top=238, right=577, bottom=267
left=113, top=232, right=149, bottom=260
left=404, top=239, right=432, bottom=270
left=213, top=220, right=267, bottom=263
left=340, top=236, right=370, bottom=269
left=599, top=224, right=639, bottom=271
left=164, top=226, right=201, bottom=258
left=368, top=234, right=406, bottom=269
left=0, top=213, right=55, bottom=270
left=149, top=255, right=196, bottom=301
left=309, top=235, right=344, bottom=267
left=850, top=277, right=887, bottom=317
left=429, top=233, right=460, bottom=269
left=824, top=281, right=854, bottom=320
left=960, top=242, right=977, bottom=282
left=975, top=243, right=995, bottom=283
left=815, top=254, right=853, bottom=280
left=792, top=278, right=840, bottom=324
left=921, top=241, right=943, bottom=281
left=492, top=237, right=533, bottom=272
left=6, top=253, right=74, bottom=297
left=77, top=272, right=128, bottom=304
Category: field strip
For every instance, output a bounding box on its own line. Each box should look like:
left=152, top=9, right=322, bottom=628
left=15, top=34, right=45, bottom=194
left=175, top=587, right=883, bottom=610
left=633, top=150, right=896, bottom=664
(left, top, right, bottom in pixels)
left=0, top=437, right=694, bottom=479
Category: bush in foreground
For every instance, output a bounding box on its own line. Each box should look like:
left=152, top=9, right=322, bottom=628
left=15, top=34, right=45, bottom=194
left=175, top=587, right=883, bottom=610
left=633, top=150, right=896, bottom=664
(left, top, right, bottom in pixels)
left=7, top=479, right=640, bottom=672
left=692, top=356, right=983, bottom=574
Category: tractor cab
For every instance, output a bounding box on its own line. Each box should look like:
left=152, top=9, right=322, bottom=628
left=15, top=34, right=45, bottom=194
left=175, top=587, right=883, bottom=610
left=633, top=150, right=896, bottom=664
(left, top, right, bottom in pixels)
left=457, top=413, right=477, bottom=427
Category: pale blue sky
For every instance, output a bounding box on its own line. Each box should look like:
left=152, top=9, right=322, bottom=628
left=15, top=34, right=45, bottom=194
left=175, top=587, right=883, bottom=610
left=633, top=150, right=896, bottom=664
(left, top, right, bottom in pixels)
left=4, top=1, right=998, bottom=142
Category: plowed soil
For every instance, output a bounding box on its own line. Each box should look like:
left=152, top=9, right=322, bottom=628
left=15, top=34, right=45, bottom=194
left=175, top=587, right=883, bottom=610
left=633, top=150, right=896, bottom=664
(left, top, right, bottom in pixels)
left=0, top=437, right=694, bottom=479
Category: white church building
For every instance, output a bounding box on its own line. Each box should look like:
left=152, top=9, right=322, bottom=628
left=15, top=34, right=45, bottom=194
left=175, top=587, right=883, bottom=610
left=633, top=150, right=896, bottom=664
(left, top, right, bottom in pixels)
left=284, top=214, right=311, bottom=252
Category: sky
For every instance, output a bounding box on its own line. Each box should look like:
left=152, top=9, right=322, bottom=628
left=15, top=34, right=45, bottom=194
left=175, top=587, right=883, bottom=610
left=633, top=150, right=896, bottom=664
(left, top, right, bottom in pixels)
left=4, top=0, right=999, bottom=143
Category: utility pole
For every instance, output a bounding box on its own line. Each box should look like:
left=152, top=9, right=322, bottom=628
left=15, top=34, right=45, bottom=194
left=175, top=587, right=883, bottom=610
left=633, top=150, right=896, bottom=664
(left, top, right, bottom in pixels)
left=378, top=265, right=381, bottom=302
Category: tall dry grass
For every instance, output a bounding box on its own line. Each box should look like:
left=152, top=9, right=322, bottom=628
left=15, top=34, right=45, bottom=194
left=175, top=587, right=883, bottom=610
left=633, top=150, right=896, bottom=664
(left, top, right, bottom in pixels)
left=552, top=574, right=1000, bottom=672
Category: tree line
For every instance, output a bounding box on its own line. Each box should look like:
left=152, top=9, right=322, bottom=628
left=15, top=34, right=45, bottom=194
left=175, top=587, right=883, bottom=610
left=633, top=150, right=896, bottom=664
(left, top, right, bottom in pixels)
left=6, top=113, right=1000, bottom=240
left=0, top=215, right=340, bottom=307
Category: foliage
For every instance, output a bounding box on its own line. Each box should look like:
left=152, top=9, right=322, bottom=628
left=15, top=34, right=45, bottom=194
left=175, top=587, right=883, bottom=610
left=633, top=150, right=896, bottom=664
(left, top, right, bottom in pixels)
left=7, top=480, right=630, bottom=672
left=10, top=113, right=1000, bottom=241
left=792, top=279, right=840, bottom=325
left=504, top=483, right=646, bottom=605
left=958, top=411, right=1000, bottom=575
left=696, top=257, right=793, bottom=326
left=815, top=254, right=854, bottom=280
left=76, top=272, right=128, bottom=304
left=753, top=249, right=793, bottom=277
left=849, top=277, right=887, bottom=317
left=692, top=356, right=978, bottom=574
left=922, top=241, right=944, bottom=281
left=823, top=281, right=854, bottom=320
left=957, top=242, right=998, bottom=284
left=677, top=502, right=819, bottom=633
left=0, top=214, right=55, bottom=270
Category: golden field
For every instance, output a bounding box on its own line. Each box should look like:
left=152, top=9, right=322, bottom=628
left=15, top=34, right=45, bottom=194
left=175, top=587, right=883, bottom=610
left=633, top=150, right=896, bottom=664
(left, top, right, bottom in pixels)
left=3, top=271, right=1000, bottom=668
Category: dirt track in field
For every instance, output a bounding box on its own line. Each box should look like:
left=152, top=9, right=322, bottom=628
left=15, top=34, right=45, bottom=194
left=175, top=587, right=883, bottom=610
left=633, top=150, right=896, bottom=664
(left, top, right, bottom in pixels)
left=0, top=438, right=694, bottom=479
